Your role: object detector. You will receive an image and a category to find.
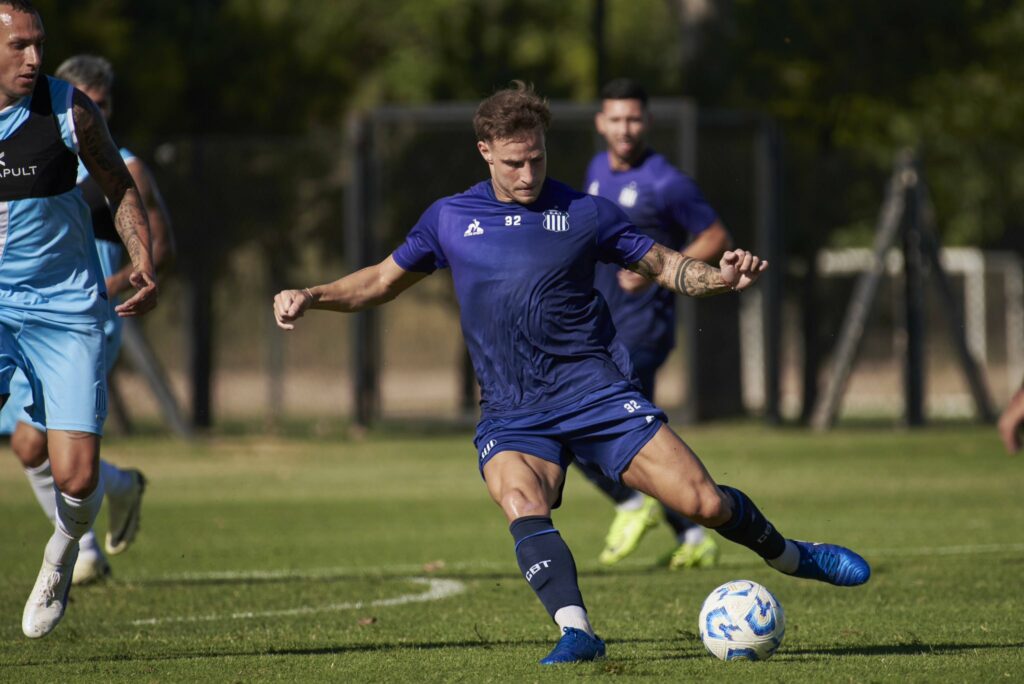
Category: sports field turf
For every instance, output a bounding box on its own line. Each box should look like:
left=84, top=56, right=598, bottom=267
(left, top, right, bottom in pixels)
left=1, top=423, right=1022, bottom=682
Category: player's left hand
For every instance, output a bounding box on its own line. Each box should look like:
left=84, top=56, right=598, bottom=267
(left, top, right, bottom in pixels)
left=115, top=270, right=158, bottom=317
left=719, top=249, right=768, bottom=292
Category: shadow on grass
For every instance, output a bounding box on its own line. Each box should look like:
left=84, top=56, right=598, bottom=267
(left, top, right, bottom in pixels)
left=646, top=640, right=1024, bottom=662
left=5, top=636, right=681, bottom=667
left=9, top=637, right=1022, bottom=669
left=781, top=641, right=1024, bottom=657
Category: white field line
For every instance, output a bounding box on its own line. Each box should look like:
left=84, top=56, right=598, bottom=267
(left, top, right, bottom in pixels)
left=127, top=542, right=1024, bottom=626
left=131, top=577, right=465, bottom=626
left=144, top=561, right=505, bottom=583
left=136, top=541, right=1024, bottom=585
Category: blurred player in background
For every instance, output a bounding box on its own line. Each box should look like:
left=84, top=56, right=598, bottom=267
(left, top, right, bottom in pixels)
left=273, top=81, right=869, bottom=665
left=997, top=376, right=1024, bottom=454
left=1, top=54, right=174, bottom=587
left=0, top=0, right=158, bottom=638
left=580, top=78, right=732, bottom=570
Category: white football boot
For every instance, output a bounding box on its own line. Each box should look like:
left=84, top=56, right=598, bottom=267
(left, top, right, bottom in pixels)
left=72, top=545, right=111, bottom=585
left=22, top=543, right=79, bottom=638
left=105, top=470, right=146, bottom=555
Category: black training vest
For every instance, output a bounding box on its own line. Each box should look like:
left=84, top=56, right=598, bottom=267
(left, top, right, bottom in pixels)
left=0, top=76, right=78, bottom=202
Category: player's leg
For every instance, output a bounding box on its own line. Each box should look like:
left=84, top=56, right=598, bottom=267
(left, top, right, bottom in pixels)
left=482, top=449, right=605, bottom=664
left=4, top=346, right=112, bottom=584
left=96, top=304, right=147, bottom=555
left=10, top=420, right=112, bottom=584
left=584, top=349, right=662, bottom=565
left=576, top=458, right=660, bottom=566
left=100, top=459, right=146, bottom=555
left=630, top=350, right=718, bottom=569
left=4, top=376, right=60, bottom=521
left=621, top=424, right=870, bottom=587
left=22, top=429, right=104, bottom=638
left=19, top=317, right=109, bottom=638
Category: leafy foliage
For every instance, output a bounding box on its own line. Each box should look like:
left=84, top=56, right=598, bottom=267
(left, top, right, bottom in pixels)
left=33, top=0, right=1024, bottom=250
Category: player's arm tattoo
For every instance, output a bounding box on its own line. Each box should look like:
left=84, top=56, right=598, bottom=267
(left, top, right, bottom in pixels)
left=72, top=90, right=154, bottom=274
left=628, top=243, right=732, bottom=298
left=106, top=159, right=176, bottom=295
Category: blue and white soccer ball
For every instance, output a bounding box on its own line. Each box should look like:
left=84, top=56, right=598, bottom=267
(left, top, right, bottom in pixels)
left=698, top=579, right=785, bottom=661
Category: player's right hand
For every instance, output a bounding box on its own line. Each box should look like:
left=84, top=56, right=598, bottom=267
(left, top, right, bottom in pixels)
left=274, top=289, right=313, bottom=330
left=719, top=248, right=768, bottom=292
left=116, top=270, right=158, bottom=317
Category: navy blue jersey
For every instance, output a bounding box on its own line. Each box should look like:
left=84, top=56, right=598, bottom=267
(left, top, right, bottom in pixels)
left=585, top=150, right=718, bottom=353
left=392, top=178, right=654, bottom=418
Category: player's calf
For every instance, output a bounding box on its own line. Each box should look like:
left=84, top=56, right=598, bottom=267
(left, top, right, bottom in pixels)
left=510, top=516, right=602, bottom=661
left=713, top=485, right=870, bottom=587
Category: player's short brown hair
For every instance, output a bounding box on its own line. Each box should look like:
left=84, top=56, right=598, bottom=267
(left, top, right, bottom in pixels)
left=0, top=0, right=38, bottom=14
left=473, top=81, right=551, bottom=143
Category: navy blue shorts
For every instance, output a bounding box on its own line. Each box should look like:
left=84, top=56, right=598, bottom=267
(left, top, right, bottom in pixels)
left=475, top=381, right=667, bottom=485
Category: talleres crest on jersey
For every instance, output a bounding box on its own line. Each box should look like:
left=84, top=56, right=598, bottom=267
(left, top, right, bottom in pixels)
left=618, top=182, right=638, bottom=208
left=542, top=209, right=570, bottom=233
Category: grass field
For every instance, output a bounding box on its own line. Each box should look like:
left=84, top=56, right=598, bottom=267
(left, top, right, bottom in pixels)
left=1, top=423, right=1022, bottom=682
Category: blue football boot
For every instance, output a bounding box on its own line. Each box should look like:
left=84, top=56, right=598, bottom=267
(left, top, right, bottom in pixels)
left=784, top=541, right=871, bottom=586
left=539, top=627, right=607, bottom=665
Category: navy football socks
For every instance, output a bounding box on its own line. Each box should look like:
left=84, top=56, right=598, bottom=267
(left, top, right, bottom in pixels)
left=510, top=516, right=585, bottom=618
left=713, top=485, right=787, bottom=561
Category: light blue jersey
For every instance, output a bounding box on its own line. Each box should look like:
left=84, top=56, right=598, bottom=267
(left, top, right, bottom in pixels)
left=0, top=77, right=106, bottom=322
left=0, top=76, right=109, bottom=434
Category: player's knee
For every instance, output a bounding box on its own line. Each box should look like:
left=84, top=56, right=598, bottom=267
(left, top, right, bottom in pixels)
left=688, top=486, right=730, bottom=526
left=52, top=465, right=100, bottom=498
left=498, top=488, right=550, bottom=519
left=10, top=427, right=48, bottom=468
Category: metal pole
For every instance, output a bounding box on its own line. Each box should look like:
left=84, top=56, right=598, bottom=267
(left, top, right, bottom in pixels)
left=755, top=119, right=783, bottom=424
left=811, top=151, right=913, bottom=430
left=265, top=247, right=285, bottom=428
left=121, top=319, right=194, bottom=438
left=187, top=140, right=213, bottom=429
left=345, top=114, right=380, bottom=428
left=677, top=101, right=699, bottom=425
left=914, top=176, right=996, bottom=422
left=902, top=167, right=926, bottom=426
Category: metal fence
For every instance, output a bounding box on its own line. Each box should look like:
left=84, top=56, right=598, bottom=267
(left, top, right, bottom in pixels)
left=115, top=102, right=1017, bottom=432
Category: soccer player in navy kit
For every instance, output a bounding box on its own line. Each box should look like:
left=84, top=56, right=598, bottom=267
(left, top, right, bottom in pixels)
left=581, top=79, right=732, bottom=570
left=0, top=1, right=157, bottom=638
left=274, top=82, right=869, bottom=664
left=1, top=54, right=175, bottom=586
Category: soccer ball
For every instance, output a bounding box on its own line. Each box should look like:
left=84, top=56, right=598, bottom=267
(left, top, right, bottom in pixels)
left=698, top=579, right=785, bottom=661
